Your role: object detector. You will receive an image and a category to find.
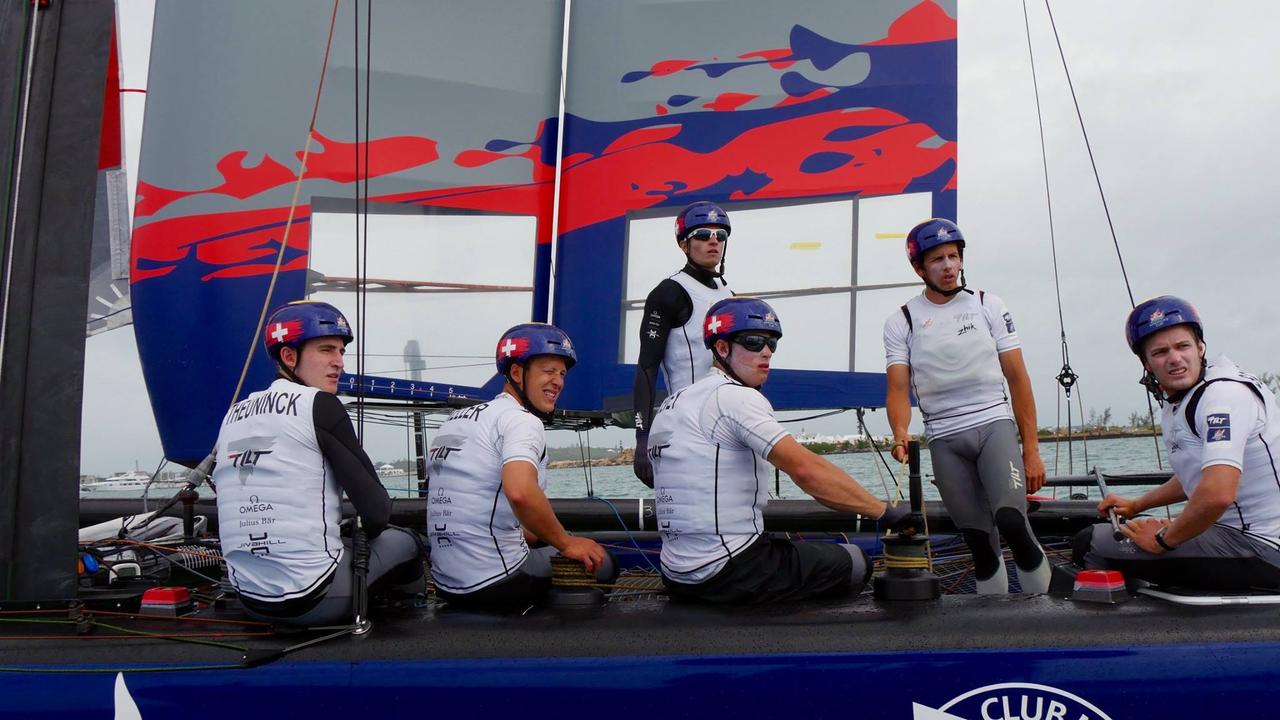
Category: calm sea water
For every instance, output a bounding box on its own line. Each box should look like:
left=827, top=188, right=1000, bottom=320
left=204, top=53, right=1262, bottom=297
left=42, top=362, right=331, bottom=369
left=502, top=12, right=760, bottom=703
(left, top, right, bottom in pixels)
left=373, top=435, right=1170, bottom=501
left=83, top=436, right=1172, bottom=505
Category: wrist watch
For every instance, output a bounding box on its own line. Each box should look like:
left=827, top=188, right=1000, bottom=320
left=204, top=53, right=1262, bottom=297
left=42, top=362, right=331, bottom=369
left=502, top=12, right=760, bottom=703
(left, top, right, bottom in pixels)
left=1154, top=526, right=1177, bottom=552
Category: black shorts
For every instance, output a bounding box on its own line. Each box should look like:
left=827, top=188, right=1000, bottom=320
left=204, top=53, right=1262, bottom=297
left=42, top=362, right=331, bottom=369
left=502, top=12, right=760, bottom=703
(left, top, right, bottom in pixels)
left=663, top=536, right=867, bottom=605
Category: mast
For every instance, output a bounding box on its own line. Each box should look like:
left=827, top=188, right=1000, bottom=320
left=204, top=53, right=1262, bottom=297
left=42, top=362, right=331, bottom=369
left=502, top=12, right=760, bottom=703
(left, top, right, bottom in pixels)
left=0, top=0, right=114, bottom=601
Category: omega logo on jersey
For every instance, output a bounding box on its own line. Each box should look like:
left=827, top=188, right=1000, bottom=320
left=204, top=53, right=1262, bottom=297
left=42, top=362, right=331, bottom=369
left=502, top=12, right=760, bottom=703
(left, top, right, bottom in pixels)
left=239, top=494, right=275, bottom=514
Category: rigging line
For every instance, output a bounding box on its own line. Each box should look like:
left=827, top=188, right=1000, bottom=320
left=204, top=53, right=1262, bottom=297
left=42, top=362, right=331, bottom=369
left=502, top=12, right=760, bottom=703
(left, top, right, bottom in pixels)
left=228, top=0, right=342, bottom=408
left=1074, top=385, right=1090, bottom=471
left=776, top=408, right=850, bottom=424
left=0, top=3, right=43, bottom=393
left=589, top=497, right=660, bottom=572
left=84, top=305, right=132, bottom=325
left=352, top=0, right=360, bottom=438
left=1146, top=394, right=1164, bottom=470
left=863, top=422, right=894, bottom=503
left=360, top=0, right=373, bottom=442
left=1021, top=0, right=1067, bottom=337
left=545, top=0, right=573, bottom=321
left=577, top=428, right=593, bottom=497
left=351, top=0, right=370, bottom=441
left=138, top=456, right=170, bottom=513
left=1042, top=0, right=1136, bottom=308
left=1026, top=0, right=1083, bottom=475
left=855, top=408, right=900, bottom=482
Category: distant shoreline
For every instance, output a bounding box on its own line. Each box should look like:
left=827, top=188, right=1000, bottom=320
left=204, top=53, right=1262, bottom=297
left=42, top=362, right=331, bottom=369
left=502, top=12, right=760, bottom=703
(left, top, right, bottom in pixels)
left=542, top=430, right=1160, bottom=469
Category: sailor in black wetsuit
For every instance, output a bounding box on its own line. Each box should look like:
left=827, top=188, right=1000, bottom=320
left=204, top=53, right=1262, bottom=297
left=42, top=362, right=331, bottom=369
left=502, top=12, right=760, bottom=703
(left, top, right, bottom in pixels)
left=632, top=201, right=734, bottom=487
left=213, top=300, right=423, bottom=625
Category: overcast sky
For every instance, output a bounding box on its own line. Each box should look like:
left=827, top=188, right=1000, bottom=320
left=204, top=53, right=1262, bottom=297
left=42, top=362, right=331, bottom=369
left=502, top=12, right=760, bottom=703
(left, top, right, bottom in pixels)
left=80, top=1, right=1280, bottom=475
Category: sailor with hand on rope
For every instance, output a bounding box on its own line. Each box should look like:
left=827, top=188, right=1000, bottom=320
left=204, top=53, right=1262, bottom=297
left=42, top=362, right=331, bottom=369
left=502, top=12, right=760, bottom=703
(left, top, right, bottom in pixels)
left=883, top=219, right=1052, bottom=595
left=1075, top=297, right=1280, bottom=590
left=632, top=201, right=735, bottom=488
left=213, top=301, right=425, bottom=626
left=650, top=298, right=918, bottom=604
left=427, top=324, right=617, bottom=611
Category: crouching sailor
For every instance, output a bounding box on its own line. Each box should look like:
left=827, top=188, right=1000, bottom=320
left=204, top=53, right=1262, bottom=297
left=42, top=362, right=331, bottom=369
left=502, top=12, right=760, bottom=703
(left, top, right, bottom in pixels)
left=651, top=298, right=918, bottom=604
left=1076, top=296, right=1280, bottom=590
left=214, top=300, right=424, bottom=625
left=427, top=324, right=616, bottom=610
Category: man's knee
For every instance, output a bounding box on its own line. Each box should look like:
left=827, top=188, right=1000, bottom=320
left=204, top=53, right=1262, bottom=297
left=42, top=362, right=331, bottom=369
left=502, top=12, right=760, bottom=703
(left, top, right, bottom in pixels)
left=1072, top=526, right=1094, bottom=566
left=839, top=543, right=871, bottom=588
left=1075, top=523, right=1125, bottom=569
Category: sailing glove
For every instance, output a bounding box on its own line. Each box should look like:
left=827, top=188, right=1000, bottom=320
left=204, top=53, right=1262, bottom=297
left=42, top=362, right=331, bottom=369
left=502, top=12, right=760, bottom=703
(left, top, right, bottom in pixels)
left=879, top=503, right=923, bottom=536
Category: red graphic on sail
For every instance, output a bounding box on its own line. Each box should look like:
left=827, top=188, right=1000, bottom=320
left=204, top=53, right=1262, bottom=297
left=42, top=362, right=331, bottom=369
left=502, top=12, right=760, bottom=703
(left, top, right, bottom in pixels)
left=134, top=131, right=440, bottom=217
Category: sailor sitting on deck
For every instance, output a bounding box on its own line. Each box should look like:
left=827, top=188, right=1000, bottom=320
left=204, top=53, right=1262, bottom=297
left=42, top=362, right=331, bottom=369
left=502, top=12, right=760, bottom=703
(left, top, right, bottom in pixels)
left=213, top=300, right=424, bottom=626
left=883, top=219, right=1052, bottom=595
left=633, top=201, right=735, bottom=488
left=427, top=324, right=616, bottom=611
left=650, top=297, right=918, bottom=604
left=1076, top=296, right=1280, bottom=591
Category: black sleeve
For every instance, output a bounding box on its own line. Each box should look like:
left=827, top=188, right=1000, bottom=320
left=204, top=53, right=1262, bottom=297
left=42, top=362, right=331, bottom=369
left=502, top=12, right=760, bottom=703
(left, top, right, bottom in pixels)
left=313, top=392, right=391, bottom=538
left=632, top=278, right=692, bottom=433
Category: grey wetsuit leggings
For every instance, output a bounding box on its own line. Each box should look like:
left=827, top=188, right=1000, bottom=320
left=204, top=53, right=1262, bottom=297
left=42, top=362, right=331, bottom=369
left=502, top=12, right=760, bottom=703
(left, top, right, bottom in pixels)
left=244, top=526, right=423, bottom=626
left=928, top=419, right=1046, bottom=588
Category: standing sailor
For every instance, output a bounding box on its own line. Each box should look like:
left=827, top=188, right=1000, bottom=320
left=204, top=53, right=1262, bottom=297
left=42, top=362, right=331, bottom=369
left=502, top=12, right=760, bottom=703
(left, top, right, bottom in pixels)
left=1076, top=297, right=1280, bottom=590
left=650, top=297, right=918, bottom=604
left=214, top=300, right=424, bottom=625
left=632, top=201, right=734, bottom=487
left=883, top=219, right=1051, bottom=594
left=427, top=324, right=615, bottom=610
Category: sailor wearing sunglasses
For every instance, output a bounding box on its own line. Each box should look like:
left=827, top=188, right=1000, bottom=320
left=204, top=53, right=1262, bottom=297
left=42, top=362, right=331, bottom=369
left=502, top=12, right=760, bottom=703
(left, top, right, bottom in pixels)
left=632, top=201, right=735, bottom=488
left=648, top=297, right=918, bottom=604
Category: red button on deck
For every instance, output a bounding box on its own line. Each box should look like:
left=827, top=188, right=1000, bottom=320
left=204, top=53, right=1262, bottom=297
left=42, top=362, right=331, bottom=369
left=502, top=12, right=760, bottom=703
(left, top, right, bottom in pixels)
left=140, top=586, right=195, bottom=616
left=1071, top=570, right=1128, bottom=604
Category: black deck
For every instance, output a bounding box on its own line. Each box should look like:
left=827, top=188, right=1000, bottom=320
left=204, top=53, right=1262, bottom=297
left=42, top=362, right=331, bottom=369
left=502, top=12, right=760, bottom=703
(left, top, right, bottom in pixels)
left=4, top=586, right=1280, bottom=668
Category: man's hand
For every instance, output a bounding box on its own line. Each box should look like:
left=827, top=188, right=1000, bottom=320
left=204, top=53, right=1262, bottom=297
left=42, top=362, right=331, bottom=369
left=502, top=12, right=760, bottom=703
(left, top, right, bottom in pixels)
left=560, top=536, right=607, bottom=574
left=1119, top=516, right=1170, bottom=554
left=890, top=439, right=909, bottom=464
left=1023, top=448, right=1046, bottom=494
left=633, top=432, right=654, bottom=488
left=879, top=502, right=923, bottom=537
left=1098, top=493, right=1141, bottom=519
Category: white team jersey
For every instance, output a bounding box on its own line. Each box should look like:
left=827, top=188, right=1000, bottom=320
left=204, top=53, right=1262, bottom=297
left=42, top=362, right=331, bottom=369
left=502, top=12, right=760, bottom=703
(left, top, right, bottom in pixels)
left=884, top=288, right=1018, bottom=439
left=214, top=378, right=343, bottom=602
left=1163, top=355, right=1280, bottom=540
left=661, top=270, right=733, bottom=394
left=426, top=392, right=548, bottom=593
left=649, top=368, right=789, bottom=583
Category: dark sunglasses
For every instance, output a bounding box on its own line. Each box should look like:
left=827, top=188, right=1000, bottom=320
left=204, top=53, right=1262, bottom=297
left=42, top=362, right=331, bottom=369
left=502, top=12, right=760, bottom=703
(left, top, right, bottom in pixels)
left=686, top=228, right=728, bottom=243
left=733, top=334, right=778, bottom=352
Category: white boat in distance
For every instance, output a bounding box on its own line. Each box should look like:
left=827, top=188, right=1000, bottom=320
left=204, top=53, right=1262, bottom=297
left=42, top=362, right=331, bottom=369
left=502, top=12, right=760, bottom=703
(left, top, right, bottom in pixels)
left=80, top=471, right=184, bottom=494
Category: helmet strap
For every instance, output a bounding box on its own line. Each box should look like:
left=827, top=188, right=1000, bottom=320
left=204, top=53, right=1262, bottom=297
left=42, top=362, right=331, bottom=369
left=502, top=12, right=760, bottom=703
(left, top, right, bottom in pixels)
left=1138, top=355, right=1208, bottom=406
left=276, top=346, right=305, bottom=386
left=925, top=267, right=966, bottom=297
left=506, top=365, right=554, bottom=423
left=713, top=342, right=759, bottom=389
